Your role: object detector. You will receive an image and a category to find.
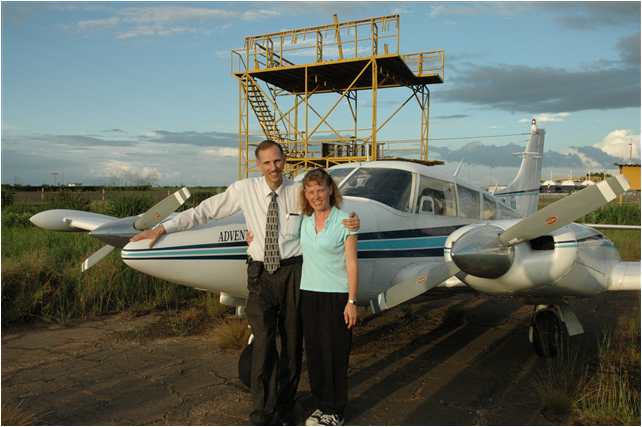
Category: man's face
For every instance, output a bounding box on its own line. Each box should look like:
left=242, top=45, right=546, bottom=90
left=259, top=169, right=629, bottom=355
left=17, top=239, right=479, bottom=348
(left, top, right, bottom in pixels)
left=256, top=146, right=285, bottom=187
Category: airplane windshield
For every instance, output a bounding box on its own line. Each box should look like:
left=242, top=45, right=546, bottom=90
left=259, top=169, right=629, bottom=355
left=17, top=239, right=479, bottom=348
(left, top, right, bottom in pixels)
left=327, top=167, right=354, bottom=185
left=340, top=168, right=412, bottom=211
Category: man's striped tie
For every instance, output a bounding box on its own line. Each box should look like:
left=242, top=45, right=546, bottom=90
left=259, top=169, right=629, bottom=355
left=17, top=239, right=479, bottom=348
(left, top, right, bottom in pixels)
left=264, top=191, right=281, bottom=273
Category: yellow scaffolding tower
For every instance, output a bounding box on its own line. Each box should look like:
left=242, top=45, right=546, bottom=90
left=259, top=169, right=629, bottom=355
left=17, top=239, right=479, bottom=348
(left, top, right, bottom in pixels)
left=231, top=14, right=445, bottom=178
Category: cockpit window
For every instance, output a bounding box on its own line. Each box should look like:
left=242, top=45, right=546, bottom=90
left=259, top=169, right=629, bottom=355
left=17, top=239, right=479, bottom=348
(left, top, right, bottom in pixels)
left=327, top=167, right=354, bottom=185
left=341, top=168, right=412, bottom=212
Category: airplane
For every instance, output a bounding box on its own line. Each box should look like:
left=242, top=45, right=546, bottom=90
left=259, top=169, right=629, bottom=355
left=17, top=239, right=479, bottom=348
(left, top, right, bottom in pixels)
left=30, top=120, right=640, bottom=387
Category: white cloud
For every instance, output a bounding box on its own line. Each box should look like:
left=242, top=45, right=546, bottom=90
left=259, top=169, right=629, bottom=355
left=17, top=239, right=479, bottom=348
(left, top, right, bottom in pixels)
left=118, top=7, right=236, bottom=24
left=595, top=129, right=641, bottom=161
left=72, top=6, right=281, bottom=39
left=116, top=26, right=196, bottom=40
left=566, top=148, right=603, bottom=169
left=203, top=147, right=238, bottom=158
left=103, top=160, right=161, bottom=185
left=76, top=16, right=121, bottom=31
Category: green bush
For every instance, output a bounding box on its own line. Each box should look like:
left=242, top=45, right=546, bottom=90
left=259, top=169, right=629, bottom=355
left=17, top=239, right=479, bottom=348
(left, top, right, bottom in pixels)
left=105, top=193, right=154, bottom=217
left=578, top=202, right=640, bottom=225
left=1, top=226, right=205, bottom=325
left=1, top=211, right=33, bottom=227
left=47, top=191, right=90, bottom=211
left=1, top=189, right=15, bottom=207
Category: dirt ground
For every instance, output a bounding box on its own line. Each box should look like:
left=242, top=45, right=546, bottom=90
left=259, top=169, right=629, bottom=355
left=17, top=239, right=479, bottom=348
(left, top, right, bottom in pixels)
left=2, top=289, right=639, bottom=426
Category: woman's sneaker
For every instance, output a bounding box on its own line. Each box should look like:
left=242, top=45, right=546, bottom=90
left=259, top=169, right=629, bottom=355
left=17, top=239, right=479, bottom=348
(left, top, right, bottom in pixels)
left=305, top=409, right=324, bottom=426
left=318, top=413, right=344, bottom=426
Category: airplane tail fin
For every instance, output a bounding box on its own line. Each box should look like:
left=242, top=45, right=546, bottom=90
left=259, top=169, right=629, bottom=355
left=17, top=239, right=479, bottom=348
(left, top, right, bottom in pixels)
left=495, top=120, right=545, bottom=217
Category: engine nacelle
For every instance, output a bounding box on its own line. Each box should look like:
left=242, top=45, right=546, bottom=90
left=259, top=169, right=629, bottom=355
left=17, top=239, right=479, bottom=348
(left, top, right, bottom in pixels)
left=445, top=222, right=579, bottom=296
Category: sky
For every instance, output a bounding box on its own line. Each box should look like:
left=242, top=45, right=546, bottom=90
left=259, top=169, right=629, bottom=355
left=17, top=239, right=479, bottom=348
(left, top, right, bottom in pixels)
left=1, top=1, right=640, bottom=186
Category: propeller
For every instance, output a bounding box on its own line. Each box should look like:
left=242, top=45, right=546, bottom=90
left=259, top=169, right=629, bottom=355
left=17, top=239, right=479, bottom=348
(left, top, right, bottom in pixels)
left=81, top=187, right=191, bottom=272
left=371, top=174, right=630, bottom=313
left=499, top=175, right=629, bottom=245
left=371, top=261, right=459, bottom=313
left=134, top=187, right=191, bottom=230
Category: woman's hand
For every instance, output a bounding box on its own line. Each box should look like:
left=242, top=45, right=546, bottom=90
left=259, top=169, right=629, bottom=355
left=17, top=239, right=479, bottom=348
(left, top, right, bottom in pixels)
left=344, top=302, right=358, bottom=329
left=246, top=230, right=254, bottom=244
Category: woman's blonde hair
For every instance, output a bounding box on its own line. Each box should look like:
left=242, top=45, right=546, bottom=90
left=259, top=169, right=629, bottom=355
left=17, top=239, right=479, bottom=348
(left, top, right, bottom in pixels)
left=300, top=168, right=342, bottom=216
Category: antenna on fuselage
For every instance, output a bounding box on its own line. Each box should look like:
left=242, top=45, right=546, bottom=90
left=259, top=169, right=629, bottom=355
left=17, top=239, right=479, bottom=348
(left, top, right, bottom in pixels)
left=453, top=159, right=464, bottom=178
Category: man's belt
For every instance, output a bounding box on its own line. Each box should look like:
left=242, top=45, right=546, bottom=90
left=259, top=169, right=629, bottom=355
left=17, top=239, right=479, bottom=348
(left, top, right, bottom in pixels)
left=248, top=255, right=302, bottom=267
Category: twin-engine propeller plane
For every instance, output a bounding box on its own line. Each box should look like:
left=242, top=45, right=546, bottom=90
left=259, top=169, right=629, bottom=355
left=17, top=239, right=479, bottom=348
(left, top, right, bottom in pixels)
left=31, top=121, right=640, bottom=383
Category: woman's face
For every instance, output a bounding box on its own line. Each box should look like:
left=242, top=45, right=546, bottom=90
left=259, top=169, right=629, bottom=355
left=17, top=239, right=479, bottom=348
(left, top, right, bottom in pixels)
left=304, top=180, right=331, bottom=212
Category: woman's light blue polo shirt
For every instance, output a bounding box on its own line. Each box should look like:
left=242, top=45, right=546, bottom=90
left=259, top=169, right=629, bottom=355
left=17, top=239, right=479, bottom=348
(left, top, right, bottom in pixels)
left=300, top=207, right=356, bottom=293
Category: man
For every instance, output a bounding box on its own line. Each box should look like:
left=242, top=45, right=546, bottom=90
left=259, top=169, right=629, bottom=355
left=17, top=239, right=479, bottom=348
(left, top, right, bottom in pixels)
left=131, top=140, right=359, bottom=425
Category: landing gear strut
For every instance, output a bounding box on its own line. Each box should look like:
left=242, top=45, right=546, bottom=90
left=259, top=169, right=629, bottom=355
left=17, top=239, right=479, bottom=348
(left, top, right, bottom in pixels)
left=529, top=306, right=569, bottom=358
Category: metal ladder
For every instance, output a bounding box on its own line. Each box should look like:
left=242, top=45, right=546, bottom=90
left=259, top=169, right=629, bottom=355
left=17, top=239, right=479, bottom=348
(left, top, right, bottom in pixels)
left=240, top=75, right=284, bottom=142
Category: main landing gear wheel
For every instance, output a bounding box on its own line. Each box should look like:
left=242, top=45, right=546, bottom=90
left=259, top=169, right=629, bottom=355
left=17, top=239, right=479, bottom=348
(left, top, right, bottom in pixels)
left=238, top=342, right=253, bottom=389
left=530, top=309, right=568, bottom=358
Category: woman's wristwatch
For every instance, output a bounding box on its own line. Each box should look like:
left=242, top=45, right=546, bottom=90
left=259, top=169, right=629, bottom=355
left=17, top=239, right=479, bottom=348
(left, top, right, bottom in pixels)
left=348, top=299, right=356, bottom=305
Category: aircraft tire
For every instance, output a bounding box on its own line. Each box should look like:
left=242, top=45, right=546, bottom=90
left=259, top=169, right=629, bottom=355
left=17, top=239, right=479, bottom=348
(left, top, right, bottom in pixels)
left=532, top=309, right=567, bottom=358
left=238, top=342, right=253, bottom=389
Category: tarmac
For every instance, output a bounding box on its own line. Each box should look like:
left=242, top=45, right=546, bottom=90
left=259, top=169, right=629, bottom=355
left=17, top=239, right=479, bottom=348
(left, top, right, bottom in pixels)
left=2, top=289, right=639, bottom=425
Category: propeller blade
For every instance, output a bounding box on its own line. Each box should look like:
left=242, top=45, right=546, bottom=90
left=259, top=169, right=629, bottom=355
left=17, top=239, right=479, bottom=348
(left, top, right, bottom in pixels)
left=499, top=175, right=629, bottom=246
left=371, top=261, right=459, bottom=313
left=81, top=245, right=115, bottom=272
left=134, top=187, right=191, bottom=231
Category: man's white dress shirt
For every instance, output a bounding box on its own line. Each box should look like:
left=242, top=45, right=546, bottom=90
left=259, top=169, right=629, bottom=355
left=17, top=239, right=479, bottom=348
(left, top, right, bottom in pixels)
left=163, top=177, right=302, bottom=262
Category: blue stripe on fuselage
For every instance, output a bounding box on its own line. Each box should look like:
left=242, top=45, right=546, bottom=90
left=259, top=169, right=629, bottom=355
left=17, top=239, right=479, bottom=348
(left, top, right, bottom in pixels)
left=122, top=225, right=466, bottom=260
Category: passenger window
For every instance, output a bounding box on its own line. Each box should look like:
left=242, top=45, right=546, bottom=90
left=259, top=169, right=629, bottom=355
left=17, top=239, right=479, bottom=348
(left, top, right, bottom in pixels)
left=458, top=186, right=480, bottom=218
left=482, top=194, right=497, bottom=220
left=416, top=175, right=457, bottom=216
left=341, top=168, right=412, bottom=211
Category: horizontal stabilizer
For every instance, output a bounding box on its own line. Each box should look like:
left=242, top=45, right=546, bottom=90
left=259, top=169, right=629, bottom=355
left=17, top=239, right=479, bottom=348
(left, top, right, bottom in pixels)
left=371, top=261, right=459, bottom=313
left=30, top=210, right=117, bottom=232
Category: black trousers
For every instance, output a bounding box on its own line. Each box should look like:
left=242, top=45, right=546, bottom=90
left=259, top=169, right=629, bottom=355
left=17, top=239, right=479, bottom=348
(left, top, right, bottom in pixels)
left=245, top=259, right=303, bottom=418
left=301, top=290, right=352, bottom=417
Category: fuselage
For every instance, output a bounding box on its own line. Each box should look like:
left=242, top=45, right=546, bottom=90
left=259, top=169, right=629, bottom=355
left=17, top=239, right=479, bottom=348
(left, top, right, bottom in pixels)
left=121, top=161, right=625, bottom=304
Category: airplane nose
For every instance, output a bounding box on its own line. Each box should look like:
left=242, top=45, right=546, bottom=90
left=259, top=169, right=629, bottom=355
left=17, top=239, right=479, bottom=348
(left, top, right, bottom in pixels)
left=450, top=225, right=514, bottom=279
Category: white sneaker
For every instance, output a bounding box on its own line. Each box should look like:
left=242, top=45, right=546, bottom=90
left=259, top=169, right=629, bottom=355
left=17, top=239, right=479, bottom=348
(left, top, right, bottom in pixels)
left=318, top=413, right=344, bottom=426
left=305, top=409, right=324, bottom=426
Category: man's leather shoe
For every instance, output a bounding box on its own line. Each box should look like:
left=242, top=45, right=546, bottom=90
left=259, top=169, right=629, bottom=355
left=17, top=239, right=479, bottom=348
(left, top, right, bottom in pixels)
left=272, top=411, right=296, bottom=426
left=250, top=410, right=273, bottom=426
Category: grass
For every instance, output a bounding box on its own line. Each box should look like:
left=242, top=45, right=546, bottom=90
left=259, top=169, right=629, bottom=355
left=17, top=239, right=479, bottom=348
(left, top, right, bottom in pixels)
left=534, top=303, right=641, bottom=425
left=601, top=229, right=641, bottom=261
left=212, top=318, right=252, bottom=350
left=575, top=335, right=640, bottom=425
left=1, top=226, right=206, bottom=325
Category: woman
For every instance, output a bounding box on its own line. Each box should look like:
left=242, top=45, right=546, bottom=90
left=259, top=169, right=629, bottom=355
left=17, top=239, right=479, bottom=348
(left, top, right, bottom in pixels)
left=299, top=168, right=358, bottom=427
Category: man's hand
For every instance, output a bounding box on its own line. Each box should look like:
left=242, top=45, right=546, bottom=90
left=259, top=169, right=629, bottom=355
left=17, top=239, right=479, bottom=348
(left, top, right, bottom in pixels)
left=344, top=302, right=358, bottom=329
left=130, top=225, right=166, bottom=248
left=246, top=230, right=254, bottom=244
left=342, top=212, right=360, bottom=232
